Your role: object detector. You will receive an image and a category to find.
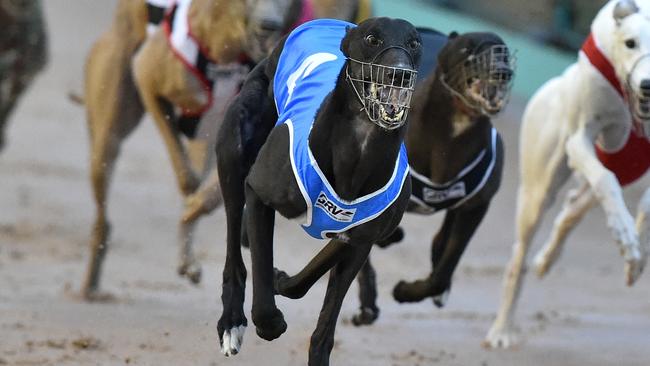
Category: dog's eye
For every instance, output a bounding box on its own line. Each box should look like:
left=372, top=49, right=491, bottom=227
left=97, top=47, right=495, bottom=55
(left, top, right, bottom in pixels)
left=625, top=38, right=637, bottom=49
left=365, top=34, right=381, bottom=47
left=408, top=39, right=421, bottom=50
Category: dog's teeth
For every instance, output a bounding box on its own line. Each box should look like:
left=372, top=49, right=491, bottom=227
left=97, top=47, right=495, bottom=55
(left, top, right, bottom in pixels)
left=378, top=105, right=405, bottom=123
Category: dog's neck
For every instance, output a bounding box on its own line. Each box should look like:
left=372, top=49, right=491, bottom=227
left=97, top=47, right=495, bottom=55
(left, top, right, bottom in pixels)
left=407, top=70, right=492, bottom=182
left=309, top=70, right=405, bottom=201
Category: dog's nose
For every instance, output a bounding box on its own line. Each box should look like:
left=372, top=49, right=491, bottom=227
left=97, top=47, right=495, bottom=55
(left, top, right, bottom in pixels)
left=640, top=79, right=650, bottom=97
left=492, top=67, right=513, bottom=82
left=384, top=68, right=412, bottom=86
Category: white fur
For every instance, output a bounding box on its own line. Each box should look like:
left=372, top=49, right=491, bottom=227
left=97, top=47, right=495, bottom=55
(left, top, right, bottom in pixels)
left=432, top=289, right=450, bottom=306
left=221, top=325, right=246, bottom=357
left=484, top=0, right=650, bottom=349
left=452, top=112, right=473, bottom=137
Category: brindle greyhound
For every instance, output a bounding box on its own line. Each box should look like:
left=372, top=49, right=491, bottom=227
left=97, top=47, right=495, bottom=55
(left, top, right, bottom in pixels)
left=0, top=0, right=47, bottom=152
left=82, top=0, right=311, bottom=300
left=82, top=0, right=365, bottom=299
left=351, top=31, right=515, bottom=325
left=215, top=17, right=421, bottom=365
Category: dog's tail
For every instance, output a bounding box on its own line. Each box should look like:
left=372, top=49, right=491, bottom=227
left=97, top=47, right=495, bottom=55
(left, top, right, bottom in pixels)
left=67, top=91, right=85, bottom=105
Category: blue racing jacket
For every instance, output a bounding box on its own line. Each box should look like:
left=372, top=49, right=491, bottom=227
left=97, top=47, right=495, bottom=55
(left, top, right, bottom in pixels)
left=273, top=19, right=410, bottom=239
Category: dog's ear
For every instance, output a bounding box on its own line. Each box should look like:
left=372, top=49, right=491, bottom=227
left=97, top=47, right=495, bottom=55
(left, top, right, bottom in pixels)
left=614, top=0, right=639, bottom=25
left=340, top=26, right=354, bottom=57
left=449, top=31, right=459, bottom=39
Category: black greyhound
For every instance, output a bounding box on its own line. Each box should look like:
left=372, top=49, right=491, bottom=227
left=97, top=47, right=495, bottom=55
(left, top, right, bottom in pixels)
left=352, top=31, right=515, bottom=325
left=216, top=18, right=421, bottom=365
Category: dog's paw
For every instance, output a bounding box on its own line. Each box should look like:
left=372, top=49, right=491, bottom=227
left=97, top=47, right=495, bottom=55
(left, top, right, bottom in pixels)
left=79, top=288, right=116, bottom=303
left=623, top=244, right=646, bottom=286
left=532, top=248, right=556, bottom=279
left=482, top=323, right=520, bottom=349
left=608, top=213, right=639, bottom=252
left=220, top=325, right=246, bottom=357
left=178, top=262, right=202, bottom=284
left=376, top=227, right=404, bottom=248
left=351, top=306, right=379, bottom=326
left=432, top=289, right=450, bottom=308
left=253, top=308, right=287, bottom=341
left=180, top=172, right=202, bottom=196
left=217, top=310, right=248, bottom=356
left=273, top=268, right=290, bottom=295
left=393, top=279, right=428, bottom=303
left=182, top=184, right=223, bottom=223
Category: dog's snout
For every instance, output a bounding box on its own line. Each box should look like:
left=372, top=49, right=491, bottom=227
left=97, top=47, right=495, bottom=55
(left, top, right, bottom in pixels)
left=492, top=67, right=513, bottom=82
left=640, top=79, right=650, bottom=97
left=258, top=19, right=283, bottom=32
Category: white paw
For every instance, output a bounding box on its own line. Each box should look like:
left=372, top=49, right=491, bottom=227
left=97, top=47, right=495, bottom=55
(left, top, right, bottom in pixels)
left=483, top=323, right=519, bottom=349
left=221, top=325, right=246, bottom=357
left=432, top=289, right=450, bottom=308
left=623, top=244, right=646, bottom=286
left=608, top=214, right=639, bottom=254
left=532, top=250, right=552, bottom=278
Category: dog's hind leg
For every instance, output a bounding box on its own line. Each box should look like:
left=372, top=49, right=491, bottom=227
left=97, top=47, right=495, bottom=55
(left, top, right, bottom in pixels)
left=484, top=85, right=572, bottom=348
left=484, top=165, right=570, bottom=348
left=83, top=119, right=144, bottom=299
left=82, top=35, right=145, bottom=300
left=351, top=256, right=379, bottom=326
left=533, top=180, right=595, bottom=278
left=83, top=135, right=120, bottom=300
left=484, top=187, right=546, bottom=348
left=309, top=241, right=373, bottom=366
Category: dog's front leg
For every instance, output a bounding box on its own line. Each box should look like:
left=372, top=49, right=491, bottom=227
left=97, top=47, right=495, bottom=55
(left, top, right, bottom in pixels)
left=394, top=203, right=489, bottom=307
left=634, top=187, right=650, bottom=268
left=566, top=129, right=645, bottom=285
left=132, top=47, right=200, bottom=196
left=246, top=182, right=287, bottom=341
left=274, top=239, right=350, bottom=299
left=309, top=241, right=373, bottom=366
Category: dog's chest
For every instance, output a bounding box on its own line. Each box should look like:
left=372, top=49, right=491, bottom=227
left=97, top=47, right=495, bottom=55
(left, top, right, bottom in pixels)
left=409, top=128, right=498, bottom=214
left=451, top=113, right=473, bottom=138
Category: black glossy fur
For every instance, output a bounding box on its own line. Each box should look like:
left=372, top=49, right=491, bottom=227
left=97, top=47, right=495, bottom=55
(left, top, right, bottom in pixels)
left=352, top=32, right=506, bottom=326
left=215, top=18, right=422, bottom=365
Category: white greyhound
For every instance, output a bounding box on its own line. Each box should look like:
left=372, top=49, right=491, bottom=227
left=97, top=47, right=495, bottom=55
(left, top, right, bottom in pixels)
left=484, top=0, right=650, bottom=348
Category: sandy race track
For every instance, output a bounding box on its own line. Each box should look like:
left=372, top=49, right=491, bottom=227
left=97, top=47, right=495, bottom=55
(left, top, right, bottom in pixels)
left=1, top=2, right=649, bottom=365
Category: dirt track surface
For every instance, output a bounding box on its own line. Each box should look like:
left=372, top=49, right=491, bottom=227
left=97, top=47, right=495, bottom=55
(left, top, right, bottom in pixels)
left=1, top=2, right=649, bottom=365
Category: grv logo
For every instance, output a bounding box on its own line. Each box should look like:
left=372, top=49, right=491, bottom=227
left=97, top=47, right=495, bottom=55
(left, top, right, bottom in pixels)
left=315, top=192, right=356, bottom=222
left=423, top=182, right=466, bottom=203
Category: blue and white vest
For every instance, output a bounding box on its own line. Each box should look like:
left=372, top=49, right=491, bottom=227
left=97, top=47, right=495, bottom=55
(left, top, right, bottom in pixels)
left=273, top=19, right=410, bottom=239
